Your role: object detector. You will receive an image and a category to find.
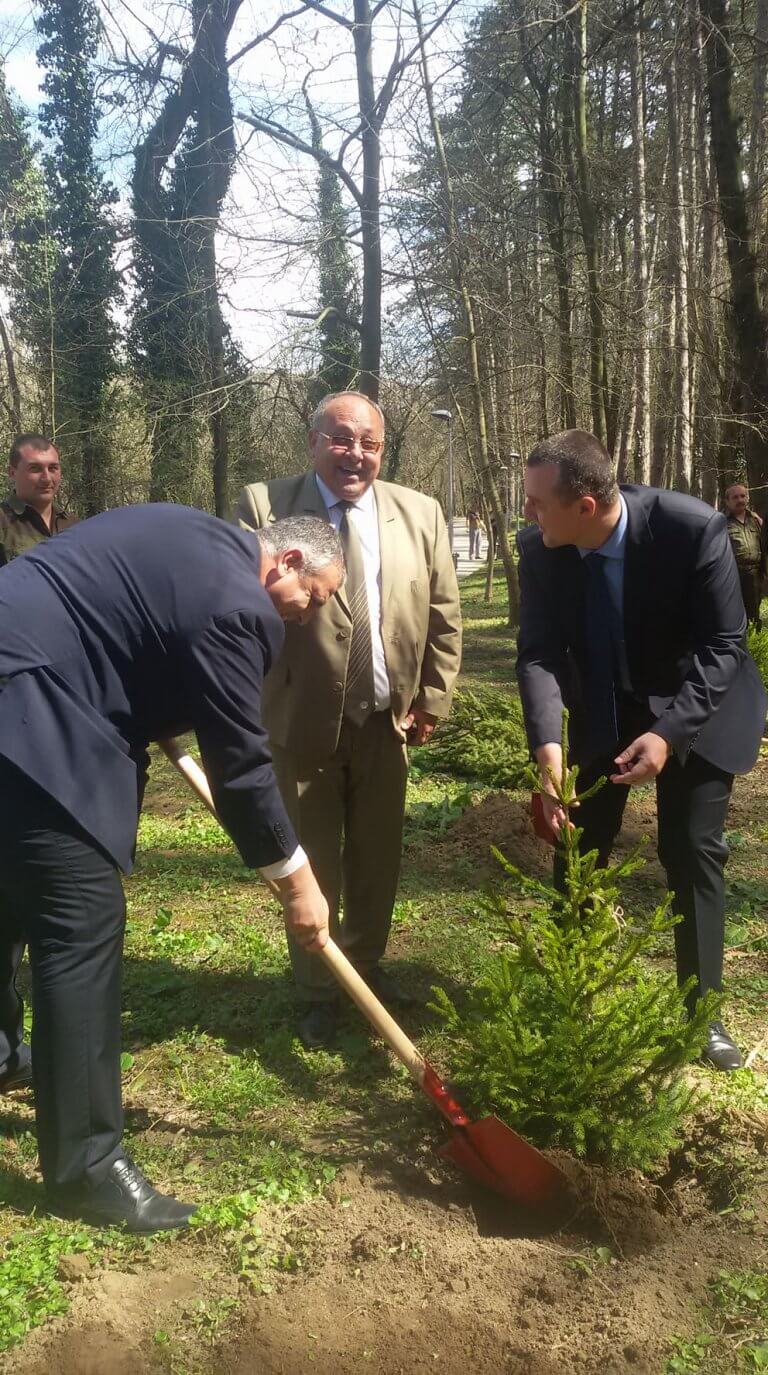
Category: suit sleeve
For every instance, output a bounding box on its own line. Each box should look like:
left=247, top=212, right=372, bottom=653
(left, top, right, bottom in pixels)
left=515, top=534, right=569, bottom=751
left=233, top=484, right=267, bottom=534
left=652, top=511, right=749, bottom=759
left=413, top=501, right=462, bottom=718
left=180, top=609, right=298, bottom=868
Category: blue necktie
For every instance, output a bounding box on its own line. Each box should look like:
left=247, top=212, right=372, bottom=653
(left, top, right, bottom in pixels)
left=584, top=552, right=620, bottom=759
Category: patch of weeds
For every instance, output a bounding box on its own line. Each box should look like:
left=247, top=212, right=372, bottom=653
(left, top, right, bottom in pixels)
left=0, top=1224, right=94, bottom=1352
left=567, top=1245, right=614, bottom=1278
left=191, top=1174, right=329, bottom=1286
left=391, top=898, right=420, bottom=929
left=711, top=1269, right=768, bottom=1352
left=407, top=786, right=474, bottom=837
left=666, top=1269, right=768, bottom=1372
left=665, top=1333, right=714, bottom=1374
left=188, top=1048, right=288, bottom=1123
left=186, top=1295, right=239, bottom=1343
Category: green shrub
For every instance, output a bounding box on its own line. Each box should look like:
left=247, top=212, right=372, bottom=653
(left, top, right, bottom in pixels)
left=424, top=688, right=529, bottom=787
left=432, top=725, right=714, bottom=1170
left=747, top=624, right=768, bottom=691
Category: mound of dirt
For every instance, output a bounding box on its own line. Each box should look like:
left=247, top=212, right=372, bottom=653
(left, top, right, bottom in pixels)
left=439, top=791, right=664, bottom=887
left=219, top=1157, right=754, bottom=1375
left=442, top=793, right=551, bottom=878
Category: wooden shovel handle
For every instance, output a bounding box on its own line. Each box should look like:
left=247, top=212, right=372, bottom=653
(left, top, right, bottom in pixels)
left=157, top=739, right=427, bottom=1085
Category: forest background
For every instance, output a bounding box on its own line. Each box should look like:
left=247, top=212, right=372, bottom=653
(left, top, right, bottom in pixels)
left=2, top=0, right=768, bottom=611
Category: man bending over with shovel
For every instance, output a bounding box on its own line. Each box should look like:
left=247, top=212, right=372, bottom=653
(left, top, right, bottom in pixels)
left=0, top=505, right=342, bottom=1232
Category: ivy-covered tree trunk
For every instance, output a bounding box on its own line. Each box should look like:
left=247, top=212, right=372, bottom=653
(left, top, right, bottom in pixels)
left=306, top=103, right=360, bottom=404
left=131, top=0, right=241, bottom=511
left=36, top=0, right=118, bottom=514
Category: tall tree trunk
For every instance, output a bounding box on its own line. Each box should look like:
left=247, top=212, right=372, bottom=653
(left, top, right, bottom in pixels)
left=414, top=0, right=519, bottom=623
left=630, top=16, right=652, bottom=482
left=352, top=0, right=382, bottom=400
left=563, top=0, right=609, bottom=445
left=668, top=24, right=693, bottom=490
left=700, top=0, right=768, bottom=490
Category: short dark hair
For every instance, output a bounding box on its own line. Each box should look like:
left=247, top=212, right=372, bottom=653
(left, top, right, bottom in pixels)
left=256, top=515, right=344, bottom=580
left=10, top=434, right=59, bottom=468
left=527, top=430, right=617, bottom=506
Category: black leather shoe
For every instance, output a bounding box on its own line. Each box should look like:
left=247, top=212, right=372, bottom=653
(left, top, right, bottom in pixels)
left=298, top=1000, right=338, bottom=1050
left=49, top=1156, right=196, bottom=1232
left=363, top=966, right=417, bottom=1009
left=701, top=1022, right=743, bottom=1072
left=0, top=1057, right=33, bottom=1094
left=0, top=1050, right=33, bottom=1094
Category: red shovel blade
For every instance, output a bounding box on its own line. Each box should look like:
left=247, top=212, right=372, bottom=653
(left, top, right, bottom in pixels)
left=440, top=1116, right=569, bottom=1210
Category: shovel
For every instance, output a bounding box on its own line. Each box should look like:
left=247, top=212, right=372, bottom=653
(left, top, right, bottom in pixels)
left=159, top=738, right=569, bottom=1211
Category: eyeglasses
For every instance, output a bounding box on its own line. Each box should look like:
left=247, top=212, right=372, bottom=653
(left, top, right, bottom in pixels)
left=316, top=430, right=384, bottom=456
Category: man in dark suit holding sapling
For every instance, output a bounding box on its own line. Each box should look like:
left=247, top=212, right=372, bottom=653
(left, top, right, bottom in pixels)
left=516, top=430, right=766, bottom=1071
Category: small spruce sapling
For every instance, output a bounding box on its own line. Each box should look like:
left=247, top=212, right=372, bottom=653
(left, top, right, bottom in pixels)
left=432, top=714, right=716, bottom=1170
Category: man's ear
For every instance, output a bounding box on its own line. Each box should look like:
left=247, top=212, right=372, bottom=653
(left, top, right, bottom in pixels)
left=578, top=495, right=598, bottom=519
left=275, top=547, right=303, bottom=576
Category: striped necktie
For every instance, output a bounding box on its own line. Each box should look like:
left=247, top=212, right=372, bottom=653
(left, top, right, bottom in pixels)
left=338, top=501, right=375, bottom=726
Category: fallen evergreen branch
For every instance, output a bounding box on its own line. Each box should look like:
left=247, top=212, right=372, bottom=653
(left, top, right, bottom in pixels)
left=424, top=688, right=529, bottom=788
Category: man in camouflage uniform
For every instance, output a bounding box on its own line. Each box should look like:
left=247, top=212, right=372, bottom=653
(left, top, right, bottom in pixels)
left=1, top=435, right=77, bottom=566
left=724, top=483, right=765, bottom=628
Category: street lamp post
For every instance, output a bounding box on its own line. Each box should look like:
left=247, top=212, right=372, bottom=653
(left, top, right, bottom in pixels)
left=430, top=408, right=454, bottom=557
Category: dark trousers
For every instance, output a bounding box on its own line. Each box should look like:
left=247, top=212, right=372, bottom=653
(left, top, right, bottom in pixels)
left=0, top=764, right=126, bottom=1189
left=737, top=566, right=763, bottom=627
left=559, top=742, right=732, bottom=1009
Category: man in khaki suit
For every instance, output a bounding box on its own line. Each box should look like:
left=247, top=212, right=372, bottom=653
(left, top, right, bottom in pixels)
left=235, top=391, right=462, bottom=1047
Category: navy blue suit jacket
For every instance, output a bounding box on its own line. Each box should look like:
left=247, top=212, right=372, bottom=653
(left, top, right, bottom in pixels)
left=0, top=504, right=297, bottom=872
left=516, top=485, right=767, bottom=774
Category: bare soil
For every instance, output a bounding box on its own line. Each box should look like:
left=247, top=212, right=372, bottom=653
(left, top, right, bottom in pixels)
left=11, top=1143, right=765, bottom=1375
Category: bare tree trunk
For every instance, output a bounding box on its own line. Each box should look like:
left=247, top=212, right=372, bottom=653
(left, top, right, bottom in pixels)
left=352, top=0, right=382, bottom=400
left=563, top=0, right=609, bottom=445
left=630, top=16, right=652, bottom=481
left=667, top=19, right=693, bottom=490
left=0, top=310, right=22, bottom=433
left=414, top=0, right=519, bottom=623
left=749, top=0, right=768, bottom=273
left=653, top=270, right=677, bottom=487
left=700, top=0, right=768, bottom=491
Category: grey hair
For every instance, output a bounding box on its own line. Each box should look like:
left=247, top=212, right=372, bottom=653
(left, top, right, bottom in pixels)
left=309, top=391, right=385, bottom=433
left=256, top=515, right=345, bottom=579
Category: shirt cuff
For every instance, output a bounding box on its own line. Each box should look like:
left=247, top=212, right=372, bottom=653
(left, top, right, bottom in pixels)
left=260, top=846, right=308, bottom=881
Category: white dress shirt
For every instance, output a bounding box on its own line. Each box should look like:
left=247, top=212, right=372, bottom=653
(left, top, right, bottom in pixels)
left=315, top=474, right=391, bottom=711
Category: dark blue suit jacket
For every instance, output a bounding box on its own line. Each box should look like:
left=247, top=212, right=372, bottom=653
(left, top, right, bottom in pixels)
left=0, top=504, right=297, bottom=872
left=516, top=485, right=767, bottom=774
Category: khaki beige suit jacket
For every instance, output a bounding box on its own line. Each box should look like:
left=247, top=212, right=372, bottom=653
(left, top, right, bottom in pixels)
left=234, top=472, right=462, bottom=760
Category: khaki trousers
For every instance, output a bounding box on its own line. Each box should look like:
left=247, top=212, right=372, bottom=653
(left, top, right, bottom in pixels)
left=271, top=713, right=408, bottom=1002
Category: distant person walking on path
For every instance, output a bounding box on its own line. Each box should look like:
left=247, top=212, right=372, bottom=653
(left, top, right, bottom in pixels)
left=467, top=508, right=484, bottom=559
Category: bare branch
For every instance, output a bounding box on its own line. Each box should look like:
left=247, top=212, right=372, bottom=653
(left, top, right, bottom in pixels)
left=228, top=6, right=313, bottom=68
left=239, top=110, right=363, bottom=206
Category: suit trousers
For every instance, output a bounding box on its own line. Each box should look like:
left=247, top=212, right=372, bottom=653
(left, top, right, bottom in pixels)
left=558, top=741, right=732, bottom=1009
left=272, top=712, right=409, bottom=1001
left=0, top=762, right=126, bottom=1189
left=737, top=566, right=763, bottom=627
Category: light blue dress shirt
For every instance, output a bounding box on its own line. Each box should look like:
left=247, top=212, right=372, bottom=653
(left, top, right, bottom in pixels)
left=578, top=494, right=631, bottom=691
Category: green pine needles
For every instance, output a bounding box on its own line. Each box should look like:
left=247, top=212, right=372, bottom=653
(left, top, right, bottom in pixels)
left=433, top=717, right=715, bottom=1170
